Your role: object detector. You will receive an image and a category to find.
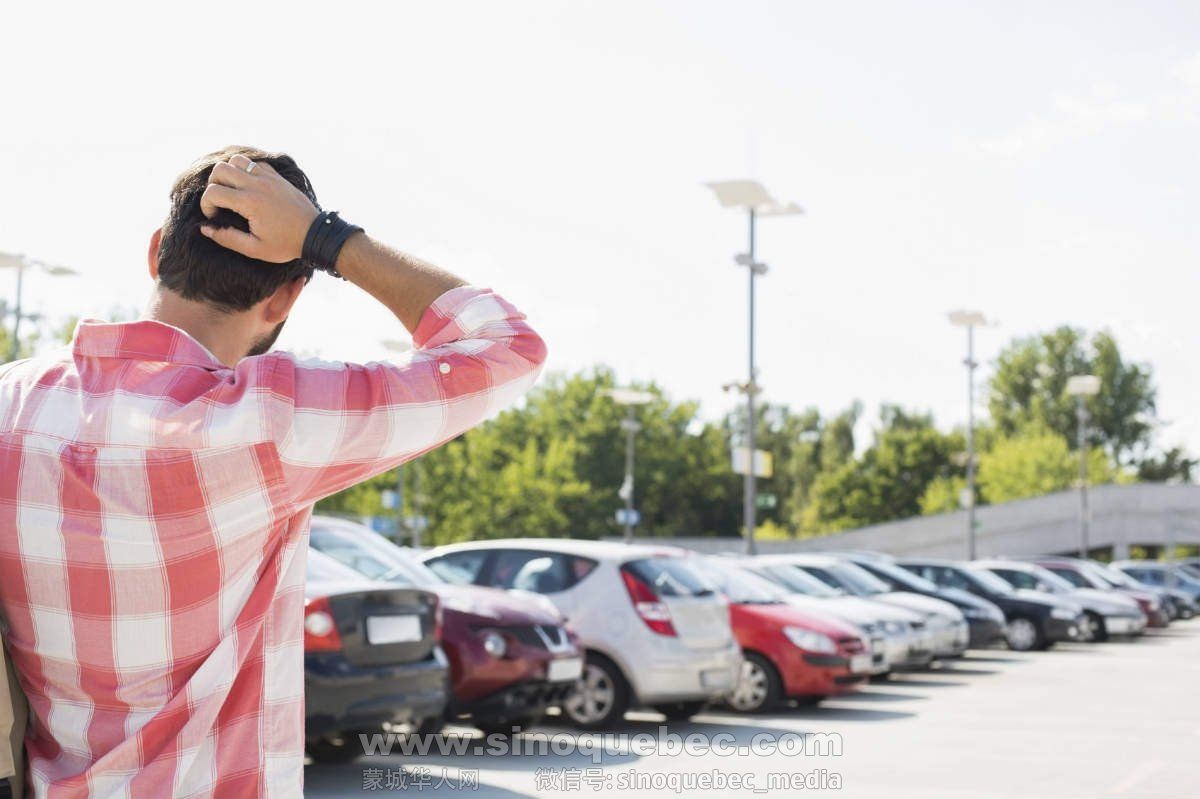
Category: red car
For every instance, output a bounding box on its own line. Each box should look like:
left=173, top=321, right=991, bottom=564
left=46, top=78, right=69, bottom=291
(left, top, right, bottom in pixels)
left=693, top=558, right=872, bottom=712
left=308, top=518, right=582, bottom=734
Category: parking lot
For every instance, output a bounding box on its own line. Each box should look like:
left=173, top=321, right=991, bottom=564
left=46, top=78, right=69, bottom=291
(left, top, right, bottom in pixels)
left=305, top=620, right=1200, bottom=798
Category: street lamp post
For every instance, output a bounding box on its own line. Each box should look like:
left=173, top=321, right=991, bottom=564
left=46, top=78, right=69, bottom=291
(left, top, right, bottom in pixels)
left=1066, top=374, right=1101, bottom=559
left=948, top=310, right=990, bottom=560
left=706, top=181, right=802, bottom=555
left=607, top=388, right=655, bottom=544
left=0, top=252, right=79, bottom=362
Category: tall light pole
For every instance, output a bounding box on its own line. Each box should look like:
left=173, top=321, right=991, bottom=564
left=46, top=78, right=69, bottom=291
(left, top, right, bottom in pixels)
left=948, top=310, right=991, bottom=560
left=0, top=252, right=79, bottom=361
left=607, top=388, right=655, bottom=543
left=1066, top=374, right=1101, bottom=559
left=705, top=181, right=802, bottom=555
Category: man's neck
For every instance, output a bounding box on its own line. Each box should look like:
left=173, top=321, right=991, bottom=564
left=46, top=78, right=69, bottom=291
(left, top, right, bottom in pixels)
left=144, top=289, right=250, bottom=368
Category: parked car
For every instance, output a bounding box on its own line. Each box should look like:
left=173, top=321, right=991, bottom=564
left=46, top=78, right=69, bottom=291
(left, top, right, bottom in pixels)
left=304, top=549, right=448, bottom=763
left=972, top=559, right=1145, bottom=641
left=766, top=554, right=970, bottom=658
left=1111, top=560, right=1200, bottom=607
left=1026, top=557, right=1171, bottom=628
left=422, top=540, right=742, bottom=728
left=839, top=552, right=1007, bottom=648
left=1091, top=561, right=1195, bottom=621
left=898, top=559, right=1085, bottom=651
left=735, top=558, right=931, bottom=674
left=308, top=517, right=583, bottom=734
left=690, top=558, right=871, bottom=711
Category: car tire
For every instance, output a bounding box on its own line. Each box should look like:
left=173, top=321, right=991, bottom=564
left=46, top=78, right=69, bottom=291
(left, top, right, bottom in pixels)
left=1179, top=604, right=1195, bottom=621
left=792, top=694, right=827, bottom=707
left=1005, top=617, right=1045, bottom=651
left=563, top=652, right=630, bottom=729
left=1083, top=611, right=1108, bottom=642
left=306, top=734, right=363, bottom=765
left=476, top=714, right=543, bottom=737
left=654, top=700, right=709, bottom=721
left=725, top=652, right=782, bottom=713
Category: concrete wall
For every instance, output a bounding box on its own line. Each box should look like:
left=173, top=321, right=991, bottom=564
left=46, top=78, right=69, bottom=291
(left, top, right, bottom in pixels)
left=615, top=483, right=1200, bottom=559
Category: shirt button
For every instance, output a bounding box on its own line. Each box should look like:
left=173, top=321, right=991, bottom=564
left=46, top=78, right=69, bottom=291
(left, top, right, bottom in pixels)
left=438, top=362, right=451, bottom=375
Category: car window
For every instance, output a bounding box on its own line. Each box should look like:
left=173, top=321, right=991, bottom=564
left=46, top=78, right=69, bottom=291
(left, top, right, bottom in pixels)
left=991, top=568, right=1039, bottom=590
left=1048, top=567, right=1090, bottom=588
left=426, top=550, right=491, bottom=585
left=755, top=564, right=843, bottom=597
left=307, top=548, right=365, bottom=582
left=487, top=550, right=597, bottom=594
left=858, top=560, right=939, bottom=592
left=693, top=560, right=785, bottom=604
left=796, top=565, right=843, bottom=591
left=966, top=568, right=1015, bottom=595
left=1128, top=568, right=1163, bottom=585
left=623, top=557, right=714, bottom=598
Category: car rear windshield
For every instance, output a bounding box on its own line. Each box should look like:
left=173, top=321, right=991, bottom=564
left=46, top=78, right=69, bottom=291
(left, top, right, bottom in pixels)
left=1046, top=566, right=1092, bottom=588
left=693, top=560, right=786, bottom=604
left=828, top=562, right=891, bottom=596
left=624, top=557, right=715, bottom=597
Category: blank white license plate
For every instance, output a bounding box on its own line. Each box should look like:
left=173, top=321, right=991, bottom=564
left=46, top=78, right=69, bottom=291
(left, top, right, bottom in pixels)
left=366, top=615, right=422, bottom=645
left=850, top=655, right=873, bottom=673
left=547, top=657, right=583, bottom=682
left=701, top=668, right=735, bottom=690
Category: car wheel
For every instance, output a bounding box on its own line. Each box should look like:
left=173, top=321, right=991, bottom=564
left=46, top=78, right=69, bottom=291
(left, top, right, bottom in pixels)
left=654, top=700, right=708, bottom=721
left=563, top=653, right=629, bottom=729
left=1005, top=617, right=1044, bottom=651
left=476, top=714, right=542, bottom=737
left=306, top=735, right=363, bottom=765
left=725, top=652, right=782, bottom=713
left=1179, top=604, right=1195, bottom=620
left=1083, top=612, right=1107, bottom=642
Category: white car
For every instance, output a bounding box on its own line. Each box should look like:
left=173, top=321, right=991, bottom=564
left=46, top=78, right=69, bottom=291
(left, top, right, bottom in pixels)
left=422, top=539, right=742, bottom=728
left=765, top=554, right=970, bottom=658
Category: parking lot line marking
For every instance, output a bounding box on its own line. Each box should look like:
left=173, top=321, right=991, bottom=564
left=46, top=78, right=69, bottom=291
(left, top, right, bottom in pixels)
left=1109, top=758, right=1165, bottom=795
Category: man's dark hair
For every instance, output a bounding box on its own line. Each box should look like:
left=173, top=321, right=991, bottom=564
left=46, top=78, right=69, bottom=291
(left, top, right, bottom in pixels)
left=156, top=145, right=318, bottom=313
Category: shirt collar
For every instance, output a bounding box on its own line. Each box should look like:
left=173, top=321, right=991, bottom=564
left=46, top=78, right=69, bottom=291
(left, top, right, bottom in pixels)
left=72, top=318, right=227, bottom=370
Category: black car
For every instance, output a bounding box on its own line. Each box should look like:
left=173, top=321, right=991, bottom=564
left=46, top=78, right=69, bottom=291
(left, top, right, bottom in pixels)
left=841, top=554, right=1007, bottom=648
left=898, top=559, right=1085, bottom=652
left=304, top=549, right=449, bottom=763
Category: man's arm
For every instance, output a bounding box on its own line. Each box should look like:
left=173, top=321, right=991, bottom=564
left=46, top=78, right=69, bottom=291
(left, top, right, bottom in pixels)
left=201, top=153, right=546, bottom=506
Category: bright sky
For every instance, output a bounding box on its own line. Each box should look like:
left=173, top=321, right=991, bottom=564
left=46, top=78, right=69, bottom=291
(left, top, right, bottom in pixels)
left=3, top=1, right=1199, bottom=456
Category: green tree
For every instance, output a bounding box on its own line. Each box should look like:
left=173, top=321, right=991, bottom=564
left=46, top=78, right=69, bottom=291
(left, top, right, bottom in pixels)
left=800, top=406, right=962, bottom=534
left=977, top=429, right=1121, bottom=504
left=988, top=327, right=1156, bottom=466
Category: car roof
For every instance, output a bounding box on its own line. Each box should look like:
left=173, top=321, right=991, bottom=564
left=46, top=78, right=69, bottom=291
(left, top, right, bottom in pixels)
left=973, top=559, right=1038, bottom=571
left=422, top=538, right=690, bottom=563
left=896, top=557, right=959, bottom=567
left=1111, top=560, right=1166, bottom=569
left=754, top=553, right=842, bottom=567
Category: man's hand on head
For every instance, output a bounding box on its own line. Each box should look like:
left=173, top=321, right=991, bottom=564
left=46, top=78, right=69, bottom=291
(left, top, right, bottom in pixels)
left=199, top=154, right=318, bottom=263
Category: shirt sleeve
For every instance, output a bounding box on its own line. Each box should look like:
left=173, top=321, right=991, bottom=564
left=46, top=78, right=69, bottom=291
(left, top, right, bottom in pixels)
left=264, top=286, right=547, bottom=508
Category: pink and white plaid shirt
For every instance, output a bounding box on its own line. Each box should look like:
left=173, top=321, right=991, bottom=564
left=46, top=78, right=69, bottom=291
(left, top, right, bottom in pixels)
left=0, top=286, right=545, bottom=799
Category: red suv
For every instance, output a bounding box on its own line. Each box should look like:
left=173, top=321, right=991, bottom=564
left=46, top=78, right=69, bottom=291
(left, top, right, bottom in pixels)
left=693, top=558, right=871, bottom=712
left=308, top=518, right=582, bottom=734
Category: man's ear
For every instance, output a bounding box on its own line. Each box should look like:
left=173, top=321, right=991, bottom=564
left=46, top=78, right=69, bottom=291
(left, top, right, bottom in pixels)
left=262, top=276, right=307, bottom=324
left=147, top=228, right=163, bottom=280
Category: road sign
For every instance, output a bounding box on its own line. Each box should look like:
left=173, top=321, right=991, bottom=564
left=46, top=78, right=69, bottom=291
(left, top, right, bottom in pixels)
left=756, top=493, right=777, bottom=510
left=732, top=448, right=773, bottom=478
left=615, top=508, right=641, bottom=527
left=380, top=489, right=398, bottom=510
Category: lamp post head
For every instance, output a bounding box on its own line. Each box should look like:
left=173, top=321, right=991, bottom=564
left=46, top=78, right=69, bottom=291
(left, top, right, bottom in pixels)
left=947, top=309, right=988, bottom=328
left=705, top=180, right=803, bottom=215
left=606, top=388, right=655, bottom=406
left=1066, top=375, right=1102, bottom=397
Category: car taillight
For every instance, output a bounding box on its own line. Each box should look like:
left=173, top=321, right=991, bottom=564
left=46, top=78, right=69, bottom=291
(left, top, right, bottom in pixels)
left=433, top=596, right=444, bottom=642
left=620, top=569, right=676, bottom=637
left=303, top=596, right=342, bottom=652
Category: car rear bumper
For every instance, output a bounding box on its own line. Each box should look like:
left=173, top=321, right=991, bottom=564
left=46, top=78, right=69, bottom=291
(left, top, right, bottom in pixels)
left=632, top=642, right=743, bottom=704
left=454, top=678, right=577, bottom=725
left=305, top=646, right=449, bottom=740
left=967, top=618, right=1006, bottom=648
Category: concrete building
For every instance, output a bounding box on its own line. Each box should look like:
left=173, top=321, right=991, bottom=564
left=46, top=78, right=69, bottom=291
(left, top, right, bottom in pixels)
left=623, top=483, right=1200, bottom=560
